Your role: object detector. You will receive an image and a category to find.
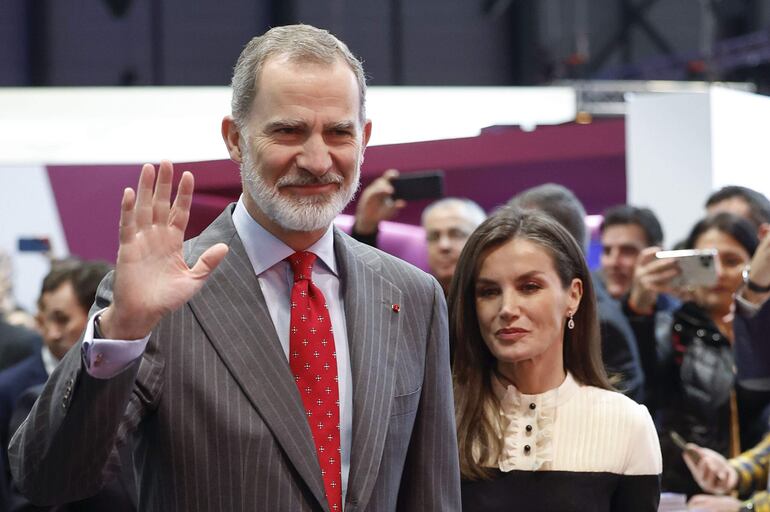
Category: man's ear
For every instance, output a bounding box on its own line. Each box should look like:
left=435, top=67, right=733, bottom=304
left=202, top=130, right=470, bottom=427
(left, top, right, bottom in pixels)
left=221, top=115, right=243, bottom=164
left=360, top=119, right=372, bottom=162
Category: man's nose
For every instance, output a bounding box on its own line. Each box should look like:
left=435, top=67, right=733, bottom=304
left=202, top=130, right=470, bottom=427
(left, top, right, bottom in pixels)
left=297, top=134, right=333, bottom=176
left=437, top=234, right=453, bottom=250
left=45, top=324, right=62, bottom=343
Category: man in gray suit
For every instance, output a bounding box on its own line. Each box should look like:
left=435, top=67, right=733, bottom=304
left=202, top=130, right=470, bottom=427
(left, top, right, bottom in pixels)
left=10, top=24, right=460, bottom=511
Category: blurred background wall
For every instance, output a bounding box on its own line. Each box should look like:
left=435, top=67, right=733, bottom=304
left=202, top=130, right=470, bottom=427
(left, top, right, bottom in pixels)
left=2, top=0, right=770, bottom=89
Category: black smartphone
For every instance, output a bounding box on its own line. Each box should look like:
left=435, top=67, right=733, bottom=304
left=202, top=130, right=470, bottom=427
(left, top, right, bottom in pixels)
left=670, top=431, right=700, bottom=464
left=18, top=237, right=51, bottom=253
left=391, top=170, right=445, bottom=201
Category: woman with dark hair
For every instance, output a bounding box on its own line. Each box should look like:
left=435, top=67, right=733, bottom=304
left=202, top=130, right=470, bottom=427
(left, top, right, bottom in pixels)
left=657, top=212, right=761, bottom=501
left=452, top=206, right=661, bottom=512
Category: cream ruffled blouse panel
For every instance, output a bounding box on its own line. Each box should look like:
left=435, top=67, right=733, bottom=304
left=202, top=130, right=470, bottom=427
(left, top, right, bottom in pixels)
left=489, top=372, right=662, bottom=476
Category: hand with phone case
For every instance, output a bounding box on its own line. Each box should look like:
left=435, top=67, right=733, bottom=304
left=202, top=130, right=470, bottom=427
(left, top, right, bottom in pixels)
left=353, top=169, right=406, bottom=236
left=627, top=246, right=682, bottom=314
left=679, top=435, right=738, bottom=495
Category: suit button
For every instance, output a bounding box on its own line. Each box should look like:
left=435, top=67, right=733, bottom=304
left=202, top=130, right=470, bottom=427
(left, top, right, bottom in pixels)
left=525, top=424, right=533, bottom=432
left=529, top=403, right=536, bottom=410
left=524, top=445, right=531, bottom=454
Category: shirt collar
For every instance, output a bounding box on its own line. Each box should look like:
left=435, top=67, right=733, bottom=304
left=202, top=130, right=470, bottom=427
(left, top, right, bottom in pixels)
left=232, top=196, right=338, bottom=276
left=41, top=345, right=58, bottom=376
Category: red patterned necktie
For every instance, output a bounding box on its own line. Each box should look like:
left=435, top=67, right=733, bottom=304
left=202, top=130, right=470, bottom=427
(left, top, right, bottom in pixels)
left=287, top=251, right=342, bottom=512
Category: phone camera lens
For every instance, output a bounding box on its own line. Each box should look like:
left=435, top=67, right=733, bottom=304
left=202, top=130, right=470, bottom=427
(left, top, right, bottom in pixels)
left=699, top=256, right=710, bottom=267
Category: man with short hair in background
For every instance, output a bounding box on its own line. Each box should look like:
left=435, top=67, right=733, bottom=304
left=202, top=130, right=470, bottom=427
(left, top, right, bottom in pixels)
left=0, top=260, right=114, bottom=510
left=597, top=205, right=679, bottom=411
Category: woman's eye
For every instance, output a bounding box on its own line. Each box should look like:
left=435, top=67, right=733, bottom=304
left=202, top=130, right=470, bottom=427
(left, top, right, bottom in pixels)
left=476, top=287, right=499, bottom=298
left=521, top=282, right=541, bottom=293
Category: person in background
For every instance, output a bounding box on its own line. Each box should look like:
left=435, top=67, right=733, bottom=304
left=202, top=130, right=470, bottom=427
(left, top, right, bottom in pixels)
left=598, top=205, right=680, bottom=411
left=656, top=213, right=759, bottom=496
left=509, top=184, right=646, bottom=403
left=422, top=198, right=487, bottom=294
left=704, top=186, right=770, bottom=394
left=683, top=432, right=770, bottom=512
left=0, top=249, right=36, bottom=331
left=0, top=250, right=40, bottom=372
left=0, top=259, right=115, bottom=511
left=452, top=206, right=661, bottom=512
left=706, top=186, right=770, bottom=233
left=0, top=260, right=111, bottom=454
left=351, top=169, right=486, bottom=294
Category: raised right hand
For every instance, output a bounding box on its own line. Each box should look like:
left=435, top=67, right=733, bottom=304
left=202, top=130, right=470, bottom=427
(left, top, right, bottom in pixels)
left=99, top=161, right=229, bottom=340
left=627, top=246, right=680, bottom=314
left=353, top=169, right=406, bottom=235
left=683, top=443, right=739, bottom=495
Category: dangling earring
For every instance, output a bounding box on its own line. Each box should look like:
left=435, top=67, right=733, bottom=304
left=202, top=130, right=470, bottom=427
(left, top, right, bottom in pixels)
left=567, top=312, right=575, bottom=330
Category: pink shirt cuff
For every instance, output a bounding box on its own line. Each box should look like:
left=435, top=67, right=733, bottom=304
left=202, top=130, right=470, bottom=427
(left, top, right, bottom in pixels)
left=81, top=308, right=150, bottom=379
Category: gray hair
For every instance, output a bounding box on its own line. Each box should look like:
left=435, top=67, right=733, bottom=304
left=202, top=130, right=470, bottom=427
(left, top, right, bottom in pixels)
left=421, top=197, right=487, bottom=228
left=230, top=24, right=367, bottom=129
left=508, top=183, right=588, bottom=252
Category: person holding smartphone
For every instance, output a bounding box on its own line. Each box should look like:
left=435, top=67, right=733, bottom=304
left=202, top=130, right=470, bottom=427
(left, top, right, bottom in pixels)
left=681, top=433, right=770, bottom=512
left=656, top=213, right=759, bottom=496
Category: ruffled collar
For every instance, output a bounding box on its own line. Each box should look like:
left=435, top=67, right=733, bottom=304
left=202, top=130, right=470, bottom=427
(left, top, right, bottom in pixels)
left=490, top=372, right=579, bottom=471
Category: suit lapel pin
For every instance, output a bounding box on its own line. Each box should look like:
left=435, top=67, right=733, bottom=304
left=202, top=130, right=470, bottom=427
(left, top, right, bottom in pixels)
left=391, top=304, right=400, bottom=313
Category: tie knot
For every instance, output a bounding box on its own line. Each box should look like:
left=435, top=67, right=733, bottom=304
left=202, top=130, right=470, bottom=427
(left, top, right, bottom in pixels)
left=287, top=251, right=317, bottom=282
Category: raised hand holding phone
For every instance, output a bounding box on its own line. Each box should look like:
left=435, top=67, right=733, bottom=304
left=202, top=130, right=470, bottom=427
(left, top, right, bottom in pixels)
left=99, top=161, right=229, bottom=340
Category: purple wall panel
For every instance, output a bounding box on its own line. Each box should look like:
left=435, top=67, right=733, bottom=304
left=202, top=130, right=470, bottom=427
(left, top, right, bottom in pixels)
left=47, top=165, right=140, bottom=263
left=45, top=120, right=626, bottom=267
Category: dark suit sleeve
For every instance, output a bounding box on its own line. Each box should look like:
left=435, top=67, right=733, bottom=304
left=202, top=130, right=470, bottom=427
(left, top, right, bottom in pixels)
left=396, top=277, right=461, bottom=511
left=734, top=298, right=770, bottom=390
left=8, top=273, right=160, bottom=506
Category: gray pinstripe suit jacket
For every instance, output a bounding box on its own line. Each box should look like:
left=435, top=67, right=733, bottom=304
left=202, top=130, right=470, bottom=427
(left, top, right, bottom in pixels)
left=9, top=206, right=461, bottom=511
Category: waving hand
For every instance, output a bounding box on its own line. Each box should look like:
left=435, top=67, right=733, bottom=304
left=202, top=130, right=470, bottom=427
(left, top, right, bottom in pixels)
left=99, top=161, right=229, bottom=340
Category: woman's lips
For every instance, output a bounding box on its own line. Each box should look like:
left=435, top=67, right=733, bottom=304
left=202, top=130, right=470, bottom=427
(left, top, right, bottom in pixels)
left=495, top=327, right=530, bottom=341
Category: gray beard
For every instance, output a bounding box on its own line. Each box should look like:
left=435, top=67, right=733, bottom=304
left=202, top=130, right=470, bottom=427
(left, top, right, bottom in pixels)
left=240, top=151, right=360, bottom=232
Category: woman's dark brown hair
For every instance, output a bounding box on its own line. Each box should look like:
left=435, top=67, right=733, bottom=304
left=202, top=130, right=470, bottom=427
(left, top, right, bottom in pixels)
left=449, top=205, right=612, bottom=480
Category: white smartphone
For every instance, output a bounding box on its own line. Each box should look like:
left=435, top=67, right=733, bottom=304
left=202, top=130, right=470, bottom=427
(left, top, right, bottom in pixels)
left=655, top=248, right=720, bottom=288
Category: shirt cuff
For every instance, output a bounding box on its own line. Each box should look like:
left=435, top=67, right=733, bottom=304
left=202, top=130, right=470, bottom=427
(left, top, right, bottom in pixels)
left=81, top=308, right=150, bottom=379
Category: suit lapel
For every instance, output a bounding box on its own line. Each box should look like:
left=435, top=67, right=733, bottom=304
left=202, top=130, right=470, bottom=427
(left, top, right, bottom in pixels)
left=334, top=230, right=402, bottom=511
left=185, top=208, right=329, bottom=511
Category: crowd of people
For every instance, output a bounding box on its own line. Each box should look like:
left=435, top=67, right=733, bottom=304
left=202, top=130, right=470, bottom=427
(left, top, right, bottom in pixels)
left=1, top=23, right=769, bottom=512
